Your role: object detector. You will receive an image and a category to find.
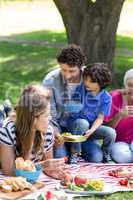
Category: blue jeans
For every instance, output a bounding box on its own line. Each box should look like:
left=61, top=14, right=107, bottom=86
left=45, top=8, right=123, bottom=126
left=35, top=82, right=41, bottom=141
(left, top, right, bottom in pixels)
left=69, top=118, right=116, bottom=160
left=54, top=118, right=116, bottom=162
left=110, top=142, right=133, bottom=163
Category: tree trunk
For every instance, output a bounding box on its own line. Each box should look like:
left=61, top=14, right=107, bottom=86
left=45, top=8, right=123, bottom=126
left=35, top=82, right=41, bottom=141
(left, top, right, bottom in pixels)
left=53, top=0, right=125, bottom=72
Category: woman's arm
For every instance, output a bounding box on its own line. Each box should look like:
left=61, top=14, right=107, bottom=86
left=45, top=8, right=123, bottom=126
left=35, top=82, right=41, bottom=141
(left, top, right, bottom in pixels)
left=0, top=143, right=15, bottom=176
left=105, top=106, right=128, bottom=128
left=42, top=148, right=53, bottom=160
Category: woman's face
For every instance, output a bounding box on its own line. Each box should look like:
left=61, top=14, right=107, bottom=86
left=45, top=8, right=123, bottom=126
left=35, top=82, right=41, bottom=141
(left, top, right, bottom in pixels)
left=34, top=104, right=51, bottom=133
left=125, top=78, right=133, bottom=96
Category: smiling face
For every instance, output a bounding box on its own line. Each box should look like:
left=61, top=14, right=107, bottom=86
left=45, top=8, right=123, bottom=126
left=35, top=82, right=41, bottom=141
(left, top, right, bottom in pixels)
left=60, top=63, right=81, bottom=83
left=125, top=78, right=133, bottom=95
left=84, top=76, right=100, bottom=96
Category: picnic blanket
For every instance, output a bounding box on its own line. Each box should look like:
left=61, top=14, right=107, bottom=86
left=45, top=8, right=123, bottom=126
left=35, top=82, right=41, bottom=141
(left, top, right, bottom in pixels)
left=1, top=161, right=133, bottom=199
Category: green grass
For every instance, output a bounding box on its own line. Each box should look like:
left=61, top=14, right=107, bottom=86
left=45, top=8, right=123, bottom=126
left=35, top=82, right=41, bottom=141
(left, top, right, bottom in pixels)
left=12, top=30, right=67, bottom=44
left=116, top=35, right=133, bottom=50
left=0, top=40, right=58, bottom=104
left=74, top=192, right=133, bottom=200
left=0, top=30, right=133, bottom=104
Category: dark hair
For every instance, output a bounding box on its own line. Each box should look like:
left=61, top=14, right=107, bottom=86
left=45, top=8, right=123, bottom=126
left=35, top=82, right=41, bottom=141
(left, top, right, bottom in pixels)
left=57, top=44, right=86, bottom=68
left=83, top=63, right=112, bottom=89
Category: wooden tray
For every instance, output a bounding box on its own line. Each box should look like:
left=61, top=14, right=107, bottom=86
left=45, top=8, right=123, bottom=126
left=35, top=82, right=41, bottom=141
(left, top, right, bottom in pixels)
left=0, top=181, right=44, bottom=200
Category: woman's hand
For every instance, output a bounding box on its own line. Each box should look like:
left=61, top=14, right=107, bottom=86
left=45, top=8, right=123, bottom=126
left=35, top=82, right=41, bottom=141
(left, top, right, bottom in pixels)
left=44, top=168, right=67, bottom=180
left=127, top=106, right=133, bottom=116
left=39, top=158, right=65, bottom=171
left=119, top=106, right=133, bottom=118
left=39, top=158, right=66, bottom=180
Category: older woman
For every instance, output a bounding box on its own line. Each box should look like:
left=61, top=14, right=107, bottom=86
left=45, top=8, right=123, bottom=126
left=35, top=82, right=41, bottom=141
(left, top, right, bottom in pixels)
left=105, top=68, right=133, bottom=163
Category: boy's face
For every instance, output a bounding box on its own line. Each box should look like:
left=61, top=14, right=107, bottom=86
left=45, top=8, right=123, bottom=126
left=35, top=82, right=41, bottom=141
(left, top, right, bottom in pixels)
left=60, top=63, right=81, bottom=83
left=84, top=76, right=100, bottom=96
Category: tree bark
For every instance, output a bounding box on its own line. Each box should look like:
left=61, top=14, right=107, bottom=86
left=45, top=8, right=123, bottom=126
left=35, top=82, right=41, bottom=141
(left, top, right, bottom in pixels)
left=53, top=0, right=125, bottom=72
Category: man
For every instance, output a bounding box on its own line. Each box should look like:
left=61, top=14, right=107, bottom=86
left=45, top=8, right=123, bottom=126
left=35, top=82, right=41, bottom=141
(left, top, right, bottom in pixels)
left=42, top=44, right=108, bottom=164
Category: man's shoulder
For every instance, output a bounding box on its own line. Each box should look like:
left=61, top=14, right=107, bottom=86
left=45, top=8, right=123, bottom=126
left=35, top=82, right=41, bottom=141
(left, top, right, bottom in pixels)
left=42, top=68, right=62, bottom=86
left=44, top=68, right=61, bottom=80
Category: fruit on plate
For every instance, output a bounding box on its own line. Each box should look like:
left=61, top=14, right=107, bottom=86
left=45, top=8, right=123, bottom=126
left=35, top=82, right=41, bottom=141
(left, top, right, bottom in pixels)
left=67, top=177, right=104, bottom=192
left=86, top=179, right=104, bottom=191
left=74, top=175, right=87, bottom=186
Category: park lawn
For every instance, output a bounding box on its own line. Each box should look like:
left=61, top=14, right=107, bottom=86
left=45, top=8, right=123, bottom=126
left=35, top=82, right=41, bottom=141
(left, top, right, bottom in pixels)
left=0, top=41, right=58, bottom=104
left=0, top=30, right=133, bottom=104
left=0, top=31, right=133, bottom=199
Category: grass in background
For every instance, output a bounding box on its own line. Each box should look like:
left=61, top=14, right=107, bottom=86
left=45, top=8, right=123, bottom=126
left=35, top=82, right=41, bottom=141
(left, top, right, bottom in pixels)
left=116, top=35, right=133, bottom=50
left=0, top=30, right=133, bottom=104
left=12, top=30, right=67, bottom=44
left=0, top=41, right=58, bottom=104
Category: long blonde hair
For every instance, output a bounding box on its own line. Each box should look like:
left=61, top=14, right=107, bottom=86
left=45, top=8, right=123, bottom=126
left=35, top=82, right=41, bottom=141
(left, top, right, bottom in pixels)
left=15, top=84, right=51, bottom=158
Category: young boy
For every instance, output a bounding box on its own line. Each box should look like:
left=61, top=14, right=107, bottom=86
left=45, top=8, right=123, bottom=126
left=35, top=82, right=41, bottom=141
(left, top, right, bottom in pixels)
left=67, top=63, right=116, bottom=164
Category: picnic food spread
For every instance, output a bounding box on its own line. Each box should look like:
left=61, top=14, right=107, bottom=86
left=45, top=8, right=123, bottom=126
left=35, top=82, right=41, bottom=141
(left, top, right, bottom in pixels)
left=61, top=175, right=104, bottom=192
left=0, top=177, right=34, bottom=193
left=15, top=157, right=42, bottom=183
left=15, top=157, right=36, bottom=172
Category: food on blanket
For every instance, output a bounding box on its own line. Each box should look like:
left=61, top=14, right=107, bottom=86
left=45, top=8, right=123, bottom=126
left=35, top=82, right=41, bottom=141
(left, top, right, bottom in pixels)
left=74, top=175, right=87, bottom=186
left=119, top=178, right=129, bottom=186
left=108, top=168, right=131, bottom=178
left=15, top=157, right=36, bottom=172
left=85, top=179, right=104, bottom=191
left=0, top=177, right=35, bottom=193
left=38, top=190, right=67, bottom=200
left=64, top=176, right=104, bottom=192
left=1, top=184, right=12, bottom=193
left=61, top=173, right=73, bottom=186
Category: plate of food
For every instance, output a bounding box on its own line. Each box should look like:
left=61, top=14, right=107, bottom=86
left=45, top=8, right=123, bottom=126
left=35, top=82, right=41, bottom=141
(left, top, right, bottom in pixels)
left=60, top=175, right=113, bottom=196
left=15, top=157, right=42, bottom=183
left=62, top=133, right=87, bottom=142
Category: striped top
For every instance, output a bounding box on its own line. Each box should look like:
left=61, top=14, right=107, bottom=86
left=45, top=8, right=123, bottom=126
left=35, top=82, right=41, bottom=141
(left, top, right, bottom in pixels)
left=0, top=119, right=54, bottom=162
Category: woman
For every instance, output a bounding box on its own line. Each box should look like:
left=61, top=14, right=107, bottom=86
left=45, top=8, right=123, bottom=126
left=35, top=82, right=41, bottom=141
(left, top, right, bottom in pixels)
left=105, top=68, right=133, bottom=163
left=0, top=84, right=65, bottom=178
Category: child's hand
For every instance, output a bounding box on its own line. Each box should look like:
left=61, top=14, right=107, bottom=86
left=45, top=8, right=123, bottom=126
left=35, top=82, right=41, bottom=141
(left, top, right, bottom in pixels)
left=84, top=130, right=93, bottom=138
